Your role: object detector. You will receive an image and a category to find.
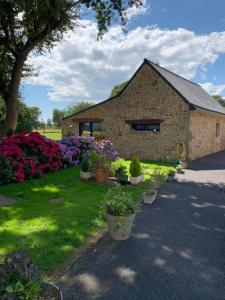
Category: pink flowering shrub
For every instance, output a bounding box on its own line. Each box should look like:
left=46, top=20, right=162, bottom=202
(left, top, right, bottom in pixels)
left=0, top=132, right=118, bottom=184
left=0, top=132, right=62, bottom=183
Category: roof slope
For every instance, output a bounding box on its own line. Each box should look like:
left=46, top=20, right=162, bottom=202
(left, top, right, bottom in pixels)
left=146, top=59, right=225, bottom=115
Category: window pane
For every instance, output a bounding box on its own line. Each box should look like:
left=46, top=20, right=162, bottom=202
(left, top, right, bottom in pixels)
left=79, top=122, right=91, bottom=135
left=92, top=122, right=105, bottom=139
left=132, top=123, right=160, bottom=132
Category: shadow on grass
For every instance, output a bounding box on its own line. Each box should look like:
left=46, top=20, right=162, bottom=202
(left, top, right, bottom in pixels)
left=0, top=167, right=152, bottom=273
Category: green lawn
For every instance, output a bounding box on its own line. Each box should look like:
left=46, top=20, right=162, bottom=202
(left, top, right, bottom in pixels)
left=36, top=130, right=62, bottom=140
left=0, top=160, right=176, bottom=274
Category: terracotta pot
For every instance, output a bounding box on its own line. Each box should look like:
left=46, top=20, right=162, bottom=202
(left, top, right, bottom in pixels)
left=95, top=168, right=108, bottom=183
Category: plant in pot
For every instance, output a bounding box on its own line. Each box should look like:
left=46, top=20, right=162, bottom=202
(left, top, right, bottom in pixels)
left=104, top=185, right=141, bottom=240
left=143, top=180, right=158, bottom=204
left=151, top=167, right=166, bottom=189
left=0, top=249, right=63, bottom=300
left=115, top=165, right=129, bottom=185
left=89, top=150, right=109, bottom=183
left=80, top=155, right=92, bottom=180
left=167, top=169, right=176, bottom=181
left=129, top=155, right=144, bottom=185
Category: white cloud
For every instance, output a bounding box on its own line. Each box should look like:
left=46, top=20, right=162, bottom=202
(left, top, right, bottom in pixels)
left=125, top=0, right=150, bottom=20
left=26, top=20, right=225, bottom=102
left=200, top=82, right=225, bottom=95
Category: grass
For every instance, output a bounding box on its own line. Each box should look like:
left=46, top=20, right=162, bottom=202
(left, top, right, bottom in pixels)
left=35, top=129, right=62, bottom=140
left=0, top=160, right=176, bottom=274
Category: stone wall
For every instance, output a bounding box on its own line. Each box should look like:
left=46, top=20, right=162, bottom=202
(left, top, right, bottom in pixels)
left=62, top=63, right=190, bottom=161
left=188, top=110, right=225, bottom=160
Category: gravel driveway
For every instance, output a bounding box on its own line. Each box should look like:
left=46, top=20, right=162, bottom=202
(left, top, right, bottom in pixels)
left=58, top=151, right=225, bottom=300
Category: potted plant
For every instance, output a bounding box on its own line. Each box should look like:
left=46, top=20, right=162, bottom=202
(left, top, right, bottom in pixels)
left=104, top=185, right=141, bottom=240
left=151, top=167, right=165, bottom=189
left=143, top=180, right=158, bottom=204
left=115, top=165, right=129, bottom=185
left=167, top=169, right=176, bottom=181
left=89, top=150, right=109, bottom=183
left=80, top=156, right=92, bottom=180
left=129, top=155, right=144, bottom=185
left=0, top=249, right=63, bottom=300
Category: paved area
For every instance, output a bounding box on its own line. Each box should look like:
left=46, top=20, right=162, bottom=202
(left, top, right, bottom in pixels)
left=58, top=151, right=225, bottom=300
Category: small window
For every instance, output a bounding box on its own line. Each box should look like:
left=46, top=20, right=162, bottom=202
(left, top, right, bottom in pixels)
left=216, top=123, right=220, bottom=137
left=132, top=123, right=160, bottom=132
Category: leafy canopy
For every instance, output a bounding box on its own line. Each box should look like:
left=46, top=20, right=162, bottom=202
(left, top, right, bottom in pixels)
left=110, top=80, right=128, bottom=97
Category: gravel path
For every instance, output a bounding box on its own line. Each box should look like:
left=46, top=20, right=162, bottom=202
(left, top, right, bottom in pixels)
left=58, top=151, right=225, bottom=300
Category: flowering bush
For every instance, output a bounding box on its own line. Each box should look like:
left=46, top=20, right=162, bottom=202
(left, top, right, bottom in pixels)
left=0, top=132, right=63, bottom=183
left=0, top=132, right=118, bottom=184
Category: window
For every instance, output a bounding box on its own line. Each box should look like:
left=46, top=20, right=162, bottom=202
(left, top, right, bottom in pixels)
left=132, top=123, right=160, bottom=132
left=216, top=122, right=220, bottom=137
left=79, top=121, right=105, bottom=137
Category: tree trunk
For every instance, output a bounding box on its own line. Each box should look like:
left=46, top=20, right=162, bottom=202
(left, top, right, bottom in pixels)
left=3, top=54, right=27, bottom=133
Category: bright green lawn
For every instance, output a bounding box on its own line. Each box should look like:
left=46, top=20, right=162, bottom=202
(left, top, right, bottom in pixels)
left=0, top=160, right=176, bottom=273
left=36, top=130, right=62, bottom=140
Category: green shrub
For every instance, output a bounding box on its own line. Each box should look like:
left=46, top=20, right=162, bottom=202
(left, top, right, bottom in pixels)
left=129, top=155, right=141, bottom=177
left=0, top=155, right=15, bottom=185
left=168, top=169, right=175, bottom=176
left=104, top=185, right=140, bottom=217
left=0, top=249, right=43, bottom=300
left=80, top=156, right=90, bottom=172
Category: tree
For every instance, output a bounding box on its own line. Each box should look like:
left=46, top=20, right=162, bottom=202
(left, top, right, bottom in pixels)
left=212, top=95, right=225, bottom=107
left=52, top=109, right=65, bottom=128
left=0, top=96, right=41, bottom=131
left=47, top=118, right=52, bottom=128
left=0, top=0, right=143, bottom=134
left=109, top=80, right=128, bottom=97
left=64, top=101, right=95, bottom=117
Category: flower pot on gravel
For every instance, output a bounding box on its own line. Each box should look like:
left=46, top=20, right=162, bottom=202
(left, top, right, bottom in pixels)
left=104, top=185, right=141, bottom=240
left=167, top=169, right=176, bottom=182
left=130, top=174, right=144, bottom=185
left=106, top=213, right=136, bottom=240
left=143, top=190, right=158, bottom=204
left=80, top=170, right=92, bottom=180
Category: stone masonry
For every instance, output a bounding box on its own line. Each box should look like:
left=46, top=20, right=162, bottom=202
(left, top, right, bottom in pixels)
left=62, top=62, right=225, bottom=161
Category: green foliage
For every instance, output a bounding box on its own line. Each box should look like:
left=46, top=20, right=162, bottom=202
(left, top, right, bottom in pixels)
left=115, top=165, right=128, bottom=183
left=89, top=150, right=101, bottom=170
left=151, top=167, right=166, bottom=188
left=0, top=160, right=174, bottom=272
left=109, top=80, right=128, bottom=97
left=168, top=169, right=176, bottom=176
left=0, top=97, right=42, bottom=132
left=104, top=185, right=141, bottom=217
left=0, top=249, right=43, bottom=300
left=52, top=109, right=65, bottom=129
left=129, top=155, right=141, bottom=177
left=0, top=155, right=15, bottom=185
left=80, top=156, right=90, bottom=172
left=64, top=101, right=95, bottom=117
left=212, top=95, right=225, bottom=107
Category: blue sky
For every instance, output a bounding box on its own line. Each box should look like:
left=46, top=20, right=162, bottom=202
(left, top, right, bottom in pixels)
left=23, top=0, right=225, bottom=120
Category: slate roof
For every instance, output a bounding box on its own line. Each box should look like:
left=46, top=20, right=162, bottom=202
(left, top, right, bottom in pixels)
left=145, top=59, right=225, bottom=116
left=63, top=59, right=225, bottom=120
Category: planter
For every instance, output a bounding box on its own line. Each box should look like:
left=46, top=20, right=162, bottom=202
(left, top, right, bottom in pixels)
left=80, top=170, right=92, bottom=180
left=130, top=174, right=144, bottom=185
left=181, top=161, right=188, bottom=169
left=43, top=281, right=63, bottom=300
left=95, top=168, right=108, bottom=183
left=106, top=213, right=135, bottom=240
left=116, top=174, right=129, bottom=185
left=143, top=190, right=158, bottom=204
left=167, top=175, right=175, bottom=182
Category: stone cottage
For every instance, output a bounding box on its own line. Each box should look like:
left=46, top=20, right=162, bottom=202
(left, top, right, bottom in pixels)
left=62, top=59, right=225, bottom=161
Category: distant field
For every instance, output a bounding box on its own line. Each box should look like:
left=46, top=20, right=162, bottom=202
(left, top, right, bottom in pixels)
left=36, top=129, right=62, bottom=141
